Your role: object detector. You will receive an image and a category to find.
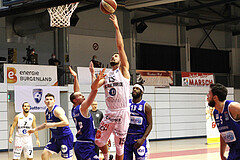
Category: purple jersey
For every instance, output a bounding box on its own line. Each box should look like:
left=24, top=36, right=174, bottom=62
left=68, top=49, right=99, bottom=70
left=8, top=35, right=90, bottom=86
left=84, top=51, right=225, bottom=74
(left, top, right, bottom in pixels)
left=72, top=105, right=95, bottom=141
left=214, top=100, right=240, bottom=152
left=128, top=99, right=147, bottom=134
left=45, top=105, right=72, bottom=139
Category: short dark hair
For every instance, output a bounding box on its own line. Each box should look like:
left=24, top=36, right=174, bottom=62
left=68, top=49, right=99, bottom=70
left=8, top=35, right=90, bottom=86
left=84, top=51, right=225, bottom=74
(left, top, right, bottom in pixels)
left=45, top=93, right=55, bottom=99
left=210, top=83, right=227, bottom=101
left=22, top=102, right=29, bottom=107
left=70, top=92, right=76, bottom=104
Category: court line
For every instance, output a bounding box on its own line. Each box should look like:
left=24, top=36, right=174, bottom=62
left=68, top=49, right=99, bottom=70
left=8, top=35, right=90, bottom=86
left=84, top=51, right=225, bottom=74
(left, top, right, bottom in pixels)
left=149, top=148, right=219, bottom=158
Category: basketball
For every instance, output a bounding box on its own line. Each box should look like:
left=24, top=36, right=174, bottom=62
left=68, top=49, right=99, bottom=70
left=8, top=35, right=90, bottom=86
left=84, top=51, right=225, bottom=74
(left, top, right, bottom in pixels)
left=100, top=0, right=117, bottom=14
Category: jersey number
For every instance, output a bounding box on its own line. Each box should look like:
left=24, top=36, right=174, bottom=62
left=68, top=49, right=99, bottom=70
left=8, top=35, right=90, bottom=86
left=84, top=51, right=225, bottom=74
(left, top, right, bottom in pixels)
left=220, top=116, right=223, bottom=124
left=109, top=88, right=116, bottom=96
left=130, top=105, right=136, bottom=111
left=29, top=150, right=32, bottom=155
left=119, top=137, right=126, bottom=145
left=74, top=118, right=83, bottom=134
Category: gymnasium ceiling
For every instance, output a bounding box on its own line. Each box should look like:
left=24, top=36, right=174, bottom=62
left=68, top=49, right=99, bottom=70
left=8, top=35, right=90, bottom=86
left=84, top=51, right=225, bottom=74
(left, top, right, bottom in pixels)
left=1, top=0, right=240, bottom=35
left=120, top=0, right=240, bottom=35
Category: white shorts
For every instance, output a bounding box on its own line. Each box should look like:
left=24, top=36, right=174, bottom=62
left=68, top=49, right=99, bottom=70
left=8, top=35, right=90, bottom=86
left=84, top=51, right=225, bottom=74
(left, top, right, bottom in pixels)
left=95, top=108, right=130, bottom=154
left=13, top=136, right=33, bottom=159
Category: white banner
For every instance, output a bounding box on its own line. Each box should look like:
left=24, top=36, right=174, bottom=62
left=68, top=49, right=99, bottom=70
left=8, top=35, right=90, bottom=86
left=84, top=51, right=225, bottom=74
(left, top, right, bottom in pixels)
left=14, top=86, right=60, bottom=112
left=136, top=70, right=173, bottom=86
left=182, top=72, right=214, bottom=87
left=4, top=64, right=58, bottom=86
left=77, top=67, right=111, bottom=85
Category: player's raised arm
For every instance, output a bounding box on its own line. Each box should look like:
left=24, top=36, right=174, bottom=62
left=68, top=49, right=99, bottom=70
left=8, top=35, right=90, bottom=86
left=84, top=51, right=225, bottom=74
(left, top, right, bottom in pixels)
left=109, top=14, right=130, bottom=79
left=91, top=68, right=106, bottom=91
left=89, top=61, right=105, bottom=87
left=81, top=68, right=106, bottom=116
left=89, top=61, right=96, bottom=83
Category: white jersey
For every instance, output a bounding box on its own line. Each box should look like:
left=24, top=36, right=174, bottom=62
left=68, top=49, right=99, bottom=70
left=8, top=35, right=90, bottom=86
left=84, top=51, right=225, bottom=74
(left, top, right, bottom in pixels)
left=16, top=112, right=34, bottom=137
left=104, top=68, right=130, bottom=110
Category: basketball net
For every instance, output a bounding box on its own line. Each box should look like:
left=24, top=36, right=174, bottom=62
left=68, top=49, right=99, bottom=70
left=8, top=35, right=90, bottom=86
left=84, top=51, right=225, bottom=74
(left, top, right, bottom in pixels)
left=47, top=2, right=79, bottom=28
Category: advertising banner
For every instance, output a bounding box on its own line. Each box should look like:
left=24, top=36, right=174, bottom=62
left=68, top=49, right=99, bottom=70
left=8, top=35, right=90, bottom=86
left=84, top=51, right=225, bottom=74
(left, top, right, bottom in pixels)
left=14, top=86, right=60, bottom=112
left=182, top=72, right=214, bottom=87
left=77, top=67, right=111, bottom=85
left=136, top=70, right=173, bottom=86
left=4, top=64, right=58, bottom=86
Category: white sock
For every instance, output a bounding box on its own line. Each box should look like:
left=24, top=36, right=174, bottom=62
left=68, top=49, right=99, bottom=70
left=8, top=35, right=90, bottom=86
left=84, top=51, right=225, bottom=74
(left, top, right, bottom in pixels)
left=103, top=153, right=109, bottom=160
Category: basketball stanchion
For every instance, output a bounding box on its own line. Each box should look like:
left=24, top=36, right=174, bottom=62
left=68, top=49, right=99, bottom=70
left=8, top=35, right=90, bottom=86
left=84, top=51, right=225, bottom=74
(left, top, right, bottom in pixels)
left=47, top=2, right=79, bottom=28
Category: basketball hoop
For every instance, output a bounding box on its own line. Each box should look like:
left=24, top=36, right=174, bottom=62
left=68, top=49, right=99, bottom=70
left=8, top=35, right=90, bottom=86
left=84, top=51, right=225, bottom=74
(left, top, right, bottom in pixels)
left=47, top=2, right=79, bottom=28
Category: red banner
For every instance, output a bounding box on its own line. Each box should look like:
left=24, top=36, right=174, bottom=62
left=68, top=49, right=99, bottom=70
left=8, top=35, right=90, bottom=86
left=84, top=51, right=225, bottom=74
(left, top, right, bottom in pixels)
left=181, top=72, right=214, bottom=87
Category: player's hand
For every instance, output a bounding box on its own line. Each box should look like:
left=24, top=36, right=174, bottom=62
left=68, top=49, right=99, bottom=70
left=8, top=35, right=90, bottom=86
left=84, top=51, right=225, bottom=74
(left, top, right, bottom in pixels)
left=96, top=68, right=106, bottom=82
left=28, top=129, right=35, bottom=135
left=109, top=14, right=119, bottom=29
left=36, top=139, right=40, bottom=147
left=134, top=138, right=145, bottom=149
left=9, top=137, right=13, bottom=143
left=69, top=66, right=77, bottom=77
left=89, top=61, right=95, bottom=74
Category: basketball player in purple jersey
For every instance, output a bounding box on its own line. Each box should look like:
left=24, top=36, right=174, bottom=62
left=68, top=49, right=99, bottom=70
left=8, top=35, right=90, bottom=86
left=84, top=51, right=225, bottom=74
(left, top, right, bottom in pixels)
left=69, top=65, right=105, bottom=160
left=28, top=93, right=73, bottom=160
left=90, top=14, right=130, bottom=160
left=124, top=83, right=152, bottom=160
left=208, top=83, right=240, bottom=160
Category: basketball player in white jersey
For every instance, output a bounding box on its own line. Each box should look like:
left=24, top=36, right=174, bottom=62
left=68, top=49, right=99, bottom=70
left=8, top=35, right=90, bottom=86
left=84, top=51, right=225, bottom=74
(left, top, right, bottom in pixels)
left=9, top=102, right=40, bottom=160
left=90, top=14, right=130, bottom=160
